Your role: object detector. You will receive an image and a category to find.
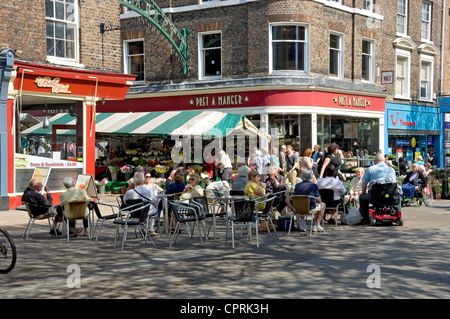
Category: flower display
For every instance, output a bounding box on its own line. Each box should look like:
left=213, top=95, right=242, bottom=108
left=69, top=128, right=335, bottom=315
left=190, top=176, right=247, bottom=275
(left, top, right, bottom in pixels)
left=120, top=165, right=133, bottom=173
left=108, top=165, right=119, bottom=173
left=154, top=164, right=169, bottom=173
left=95, top=178, right=109, bottom=186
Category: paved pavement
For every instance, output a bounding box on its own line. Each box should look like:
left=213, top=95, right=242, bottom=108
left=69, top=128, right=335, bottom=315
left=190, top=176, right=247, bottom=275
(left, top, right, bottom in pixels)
left=1, top=195, right=450, bottom=305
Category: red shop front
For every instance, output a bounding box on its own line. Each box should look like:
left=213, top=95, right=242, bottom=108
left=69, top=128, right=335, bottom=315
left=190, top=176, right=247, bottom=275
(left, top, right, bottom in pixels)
left=7, top=60, right=135, bottom=208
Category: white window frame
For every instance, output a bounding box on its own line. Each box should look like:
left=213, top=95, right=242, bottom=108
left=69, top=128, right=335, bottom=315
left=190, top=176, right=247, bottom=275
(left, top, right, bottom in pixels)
left=329, top=32, right=344, bottom=79
left=421, top=1, right=432, bottom=42
left=269, top=23, right=310, bottom=74
left=198, top=31, right=222, bottom=80
left=395, top=49, right=411, bottom=100
left=123, top=39, right=145, bottom=84
left=45, top=0, right=81, bottom=66
left=363, top=0, right=373, bottom=11
left=361, top=38, right=375, bottom=83
left=396, top=0, right=408, bottom=36
left=419, top=55, right=434, bottom=101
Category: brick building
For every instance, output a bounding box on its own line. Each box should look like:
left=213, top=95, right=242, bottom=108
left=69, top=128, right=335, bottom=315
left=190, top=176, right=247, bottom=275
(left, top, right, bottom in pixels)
left=0, top=0, right=134, bottom=209
left=98, top=0, right=443, bottom=166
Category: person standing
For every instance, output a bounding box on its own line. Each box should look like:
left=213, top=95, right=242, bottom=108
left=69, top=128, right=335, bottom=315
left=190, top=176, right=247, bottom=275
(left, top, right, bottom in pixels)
left=284, top=145, right=299, bottom=185
left=318, top=143, right=346, bottom=181
left=218, top=150, right=233, bottom=185
left=311, top=144, right=323, bottom=173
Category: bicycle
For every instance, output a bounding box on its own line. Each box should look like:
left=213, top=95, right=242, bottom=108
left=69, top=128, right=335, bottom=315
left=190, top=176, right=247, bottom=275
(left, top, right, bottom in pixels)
left=0, top=227, right=17, bottom=273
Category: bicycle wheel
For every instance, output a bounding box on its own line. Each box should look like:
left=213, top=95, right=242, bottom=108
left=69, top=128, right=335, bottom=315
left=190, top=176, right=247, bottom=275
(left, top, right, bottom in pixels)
left=0, top=228, right=17, bottom=273
left=423, top=184, right=433, bottom=206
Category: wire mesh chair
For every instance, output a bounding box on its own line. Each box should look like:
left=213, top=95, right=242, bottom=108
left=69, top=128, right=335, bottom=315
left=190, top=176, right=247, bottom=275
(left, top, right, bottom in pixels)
left=169, top=200, right=208, bottom=247
left=226, top=199, right=258, bottom=248
left=22, top=202, right=58, bottom=239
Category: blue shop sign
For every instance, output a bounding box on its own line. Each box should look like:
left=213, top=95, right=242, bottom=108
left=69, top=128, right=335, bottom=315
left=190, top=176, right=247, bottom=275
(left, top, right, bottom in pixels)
left=396, top=140, right=411, bottom=146
left=387, top=105, right=441, bottom=131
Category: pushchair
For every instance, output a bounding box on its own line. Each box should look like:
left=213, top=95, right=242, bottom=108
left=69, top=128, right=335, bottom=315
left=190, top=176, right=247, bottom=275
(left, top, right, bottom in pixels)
left=369, top=182, right=404, bottom=226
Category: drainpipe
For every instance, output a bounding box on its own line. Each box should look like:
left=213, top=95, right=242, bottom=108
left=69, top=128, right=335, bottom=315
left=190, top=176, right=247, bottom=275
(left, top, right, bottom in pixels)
left=0, top=48, right=15, bottom=210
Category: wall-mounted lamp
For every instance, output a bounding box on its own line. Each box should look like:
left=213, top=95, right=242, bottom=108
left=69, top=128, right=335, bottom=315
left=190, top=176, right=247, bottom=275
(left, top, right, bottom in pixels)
left=100, top=22, right=121, bottom=34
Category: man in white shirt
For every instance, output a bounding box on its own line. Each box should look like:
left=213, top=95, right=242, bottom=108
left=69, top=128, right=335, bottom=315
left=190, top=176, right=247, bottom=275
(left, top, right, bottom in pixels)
left=218, top=150, right=233, bottom=185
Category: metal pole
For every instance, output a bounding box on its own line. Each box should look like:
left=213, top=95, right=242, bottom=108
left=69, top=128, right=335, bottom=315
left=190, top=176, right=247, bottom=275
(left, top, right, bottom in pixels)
left=0, top=49, right=15, bottom=210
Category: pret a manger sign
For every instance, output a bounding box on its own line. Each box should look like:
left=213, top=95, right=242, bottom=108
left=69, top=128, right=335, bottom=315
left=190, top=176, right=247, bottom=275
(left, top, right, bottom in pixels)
left=333, top=96, right=370, bottom=108
left=34, top=76, right=71, bottom=94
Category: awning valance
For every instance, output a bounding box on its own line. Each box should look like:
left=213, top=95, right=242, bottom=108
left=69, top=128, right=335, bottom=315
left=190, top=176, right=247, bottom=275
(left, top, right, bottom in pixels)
left=21, top=111, right=270, bottom=140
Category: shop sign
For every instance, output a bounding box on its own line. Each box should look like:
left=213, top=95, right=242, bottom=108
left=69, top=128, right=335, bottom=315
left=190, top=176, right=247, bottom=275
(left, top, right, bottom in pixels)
left=34, top=76, right=71, bottom=94
left=15, top=154, right=82, bottom=169
left=389, top=111, right=416, bottom=127
left=190, top=94, right=249, bottom=107
left=333, top=96, right=370, bottom=108
left=396, top=140, right=410, bottom=146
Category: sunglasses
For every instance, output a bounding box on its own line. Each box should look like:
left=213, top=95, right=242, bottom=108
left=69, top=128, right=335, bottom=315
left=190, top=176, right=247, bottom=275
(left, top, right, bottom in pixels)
left=145, top=175, right=151, bottom=178
left=189, top=178, right=196, bottom=181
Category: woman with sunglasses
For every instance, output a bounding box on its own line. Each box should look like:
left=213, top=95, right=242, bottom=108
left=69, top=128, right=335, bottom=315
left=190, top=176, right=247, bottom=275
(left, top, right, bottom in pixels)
left=180, top=173, right=204, bottom=201
left=144, top=172, right=164, bottom=194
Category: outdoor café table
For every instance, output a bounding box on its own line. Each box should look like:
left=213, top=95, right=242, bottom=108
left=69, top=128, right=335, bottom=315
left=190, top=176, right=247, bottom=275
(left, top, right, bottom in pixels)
left=210, top=195, right=248, bottom=239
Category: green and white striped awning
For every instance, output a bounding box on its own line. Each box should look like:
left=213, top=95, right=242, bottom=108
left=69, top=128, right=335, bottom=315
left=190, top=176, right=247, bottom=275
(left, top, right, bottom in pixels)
left=21, top=111, right=269, bottom=140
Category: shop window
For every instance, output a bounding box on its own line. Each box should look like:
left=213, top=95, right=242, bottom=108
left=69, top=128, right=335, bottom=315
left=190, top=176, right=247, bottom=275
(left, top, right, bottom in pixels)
left=199, top=32, right=222, bottom=80
left=397, top=0, right=408, bottom=35
left=329, top=33, right=343, bottom=79
left=45, top=0, right=78, bottom=63
left=421, top=1, right=432, bottom=41
left=271, top=24, right=309, bottom=73
left=362, top=39, right=374, bottom=83
left=124, top=39, right=145, bottom=83
left=395, top=51, right=410, bottom=99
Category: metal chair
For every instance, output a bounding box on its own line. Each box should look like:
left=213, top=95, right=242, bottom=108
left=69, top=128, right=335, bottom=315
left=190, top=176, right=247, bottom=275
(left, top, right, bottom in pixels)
left=62, top=200, right=90, bottom=241
left=113, top=201, right=156, bottom=251
left=190, top=196, right=226, bottom=237
left=289, top=195, right=324, bottom=236
left=89, top=201, right=119, bottom=241
left=169, top=200, right=208, bottom=247
left=255, top=195, right=279, bottom=239
left=230, top=190, right=245, bottom=196
left=226, top=199, right=258, bottom=248
left=22, top=202, right=58, bottom=239
left=319, top=189, right=344, bottom=226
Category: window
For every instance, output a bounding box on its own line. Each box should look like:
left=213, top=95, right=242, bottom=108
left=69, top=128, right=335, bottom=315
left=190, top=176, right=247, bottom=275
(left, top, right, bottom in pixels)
left=329, top=33, right=343, bottom=78
left=45, top=0, right=78, bottom=61
left=271, top=25, right=308, bottom=72
left=395, top=51, right=410, bottom=99
left=421, top=2, right=432, bottom=41
left=361, top=39, right=374, bottom=83
left=397, top=0, right=408, bottom=35
left=420, top=58, right=433, bottom=101
left=124, top=40, right=145, bottom=83
left=363, top=0, right=373, bottom=11
left=199, top=32, right=222, bottom=79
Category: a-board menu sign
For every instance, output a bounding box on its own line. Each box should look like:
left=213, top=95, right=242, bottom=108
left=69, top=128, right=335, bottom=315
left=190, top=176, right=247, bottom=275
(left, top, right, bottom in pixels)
left=75, top=174, right=98, bottom=199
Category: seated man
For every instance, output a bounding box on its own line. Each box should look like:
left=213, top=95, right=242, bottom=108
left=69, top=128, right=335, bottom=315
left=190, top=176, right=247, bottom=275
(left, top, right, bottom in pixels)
left=123, top=172, right=159, bottom=236
left=294, top=170, right=326, bottom=232
left=22, top=178, right=62, bottom=236
left=58, top=177, right=92, bottom=236
left=316, top=164, right=346, bottom=224
left=359, top=153, right=398, bottom=225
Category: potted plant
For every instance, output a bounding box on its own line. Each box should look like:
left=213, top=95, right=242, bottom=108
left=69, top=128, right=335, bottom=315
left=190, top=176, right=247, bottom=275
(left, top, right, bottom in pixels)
left=95, top=178, right=108, bottom=194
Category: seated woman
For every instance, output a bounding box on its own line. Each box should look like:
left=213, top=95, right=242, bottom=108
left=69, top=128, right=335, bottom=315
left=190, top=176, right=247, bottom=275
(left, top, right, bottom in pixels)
left=344, top=167, right=364, bottom=209
left=179, top=172, right=204, bottom=201
left=165, top=170, right=186, bottom=195
left=401, top=163, right=427, bottom=198
left=244, top=169, right=266, bottom=210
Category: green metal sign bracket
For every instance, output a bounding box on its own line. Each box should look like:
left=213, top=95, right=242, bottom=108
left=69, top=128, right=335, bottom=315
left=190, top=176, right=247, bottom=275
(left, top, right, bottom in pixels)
left=120, top=0, right=190, bottom=76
